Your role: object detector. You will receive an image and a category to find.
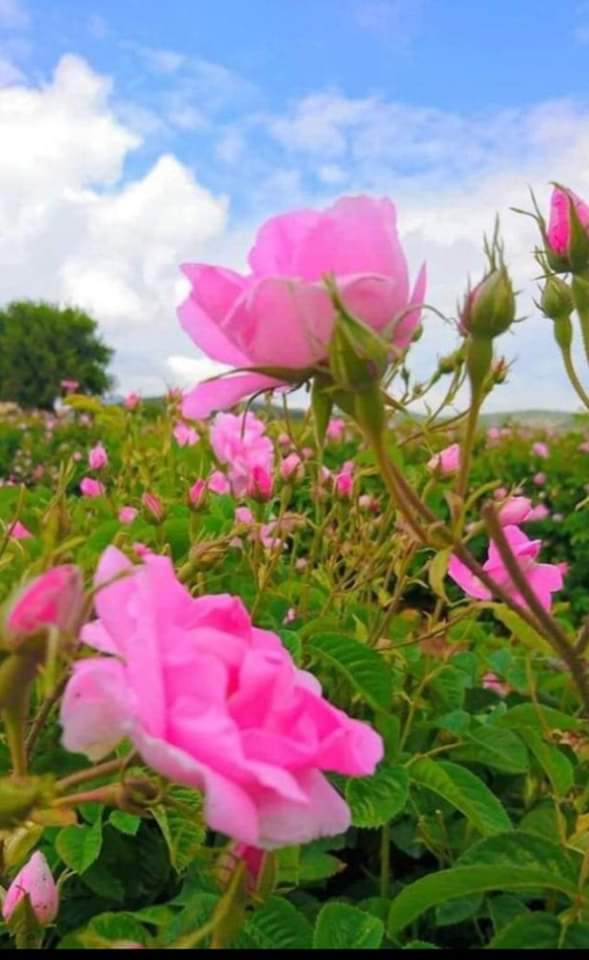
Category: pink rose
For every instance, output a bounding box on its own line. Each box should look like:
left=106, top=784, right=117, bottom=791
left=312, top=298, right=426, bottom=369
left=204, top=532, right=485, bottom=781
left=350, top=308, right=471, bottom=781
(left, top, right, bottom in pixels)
left=173, top=423, right=199, bottom=447
left=334, top=461, right=354, bottom=499
left=5, top=564, right=83, bottom=640
left=178, top=195, right=426, bottom=418
left=142, top=492, right=164, bottom=521
left=118, top=506, right=138, bottom=525
left=247, top=465, right=273, bottom=502
left=7, top=520, right=33, bottom=541
left=326, top=418, right=346, bottom=442
left=60, top=547, right=383, bottom=848
left=235, top=506, right=254, bottom=525
left=60, top=379, right=79, bottom=394
left=280, top=453, right=303, bottom=482
left=80, top=477, right=105, bottom=498
left=208, top=470, right=231, bottom=495
left=89, top=443, right=108, bottom=470
left=124, top=392, right=141, bottom=411
left=533, top=472, right=546, bottom=487
left=427, top=443, right=460, bottom=476
left=448, top=525, right=563, bottom=612
left=188, top=479, right=207, bottom=508
left=211, top=412, right=274, bottom=498
left=482, top=672, right=511, bottom=698
left=532, top=441, right=549, bottom=459
left=546, top=185, right=589, bottom=258
left=2, top=851, right=58, bottom=925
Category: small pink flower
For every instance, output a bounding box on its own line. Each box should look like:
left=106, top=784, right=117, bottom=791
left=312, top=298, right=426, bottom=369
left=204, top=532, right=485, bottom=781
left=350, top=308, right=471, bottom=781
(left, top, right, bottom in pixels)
left=579, top=440, right=589, bottom=453
left=283, top=607, right=297, bottom=624
left=188, top=479, right=207, bottom=507
left=546, top=184, right=589, bottom=258
left=487, top=427, right=501, bottom=443
left=2, top=851, right=58, bottom=925
left=277, top=432, right=292, bottom=449
left=73, top=451, right=82, bottom=462
left=6, top=565, right=84, bottom=640
left=427, top=443, right=460, bottom=476
left=358, top=494, right=379, bottom=513
left=211, top=412, right=274, bottom=498
left=532, top=442, right=549, bottom=459
left=494, top=486, right=508, bottom=499
left=80, top=477, right=105, bottom=498
left=295, top=557, right=308, bottom=571
left=142, top=492, right=164, bottom=521
left=235, top=506, right=254, bottom=525
left=334, top=462, right=354, bottom=498
left=79, top=414, right=92, bottom=427
left=61, top=379, right=79, bottom=394
left=247, top=465, right=273, bottom=502
left=89, top=443, right=108, bottom=470
left=326, top=418, right=346, bottom=442
left=173, top=423, right=199, bottom=447
left=124, top=392, right=141, bottom=411
left=133, top=542, right=153, bottom=559
left=208, top=470, right=231, bottom=495
left=32, top=465, right=45, bottom=481
left=301, top=447, right=315, bottom=460
left=448, top=524, right=563, bottom=612
left=118, top=506, right=138, bottom=525
left=482, top=672, right=511, bottom=698
left=533, top=472, right=546, bottom=487
left=280, top=453, right=303, bottom=481
left=7, top=520, right=33, bottom=541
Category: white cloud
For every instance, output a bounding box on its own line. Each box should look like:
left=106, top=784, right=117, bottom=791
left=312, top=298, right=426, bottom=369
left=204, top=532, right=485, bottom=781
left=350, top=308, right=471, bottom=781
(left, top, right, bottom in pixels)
left=0, top=0, right=28, bottom=29
left=0, top=55, right=23, bottom=85
left=0, top=55, right=229, bottom=394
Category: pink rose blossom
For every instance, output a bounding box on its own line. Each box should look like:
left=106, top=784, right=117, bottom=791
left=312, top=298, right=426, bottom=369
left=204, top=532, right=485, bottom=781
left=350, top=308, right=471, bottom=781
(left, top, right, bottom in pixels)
left=280, top=453, right=303, bottom=482
left=482, top=672, right=511, bottom=698
left=295, top=558, right=308, bottom=572
left=247, top=465, right=273, bottom=502
left=61, top=379, right=79, bottom=394
left=547, top=185, right=589, bottom=257
left=178, top=195, right=426, bottom=418
left=208, top=470, right=231, bottom=495
left=427, top=443, right=460, bottom=476
left=142, top=492, right=164, bottom=521
left=358, top=494, right=379, bottom=513
left=73, top=451, right=82, bottom=462
left=326, top=418, right=346, bottom=442
left=80, top=477, right=105, bottom=498
left=334, top=461, right=354, bottom=498
left=527, top=504, right=550, bottom=521
left=448, top=525, right=563, bottom=612
left=188, top=479, right=207, bottom=507
left=235, top=507, right=254, bottom=525
left=60, top=547, right=383, bottom=848
left=7, top=520, right=33, bottom=540
left=133, top=542, right=153, bottom=559
left=277, top=432, right=292, bottom=449
left=487, top=427, right=501, bottom=443
left=124, top=392, right=141, bottom=411
left=2, top=851, right=58, bottom=925
left=533, top=472, right=546, bottom=487
left=211, top=412, right=274, bottom=497
left=532, top=442, right=549, bottom=459
left=89, top=443, right=108, bottom=470
left=118, top=506, right=138, bottom=525
left=173, top=423, right=199, bottom=447
left=6, top=565, right=83, bottom=640
left=493, top=486, right=508, bottom=500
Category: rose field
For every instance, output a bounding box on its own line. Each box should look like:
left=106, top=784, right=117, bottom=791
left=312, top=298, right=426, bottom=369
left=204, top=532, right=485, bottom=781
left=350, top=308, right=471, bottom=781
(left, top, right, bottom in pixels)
left=4, top=190, right=589, bottom=950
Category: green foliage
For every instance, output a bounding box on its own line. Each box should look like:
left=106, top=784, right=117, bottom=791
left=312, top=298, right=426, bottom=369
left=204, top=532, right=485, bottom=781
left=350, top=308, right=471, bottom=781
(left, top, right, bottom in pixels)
left=0, top=300, right=113, bottom=410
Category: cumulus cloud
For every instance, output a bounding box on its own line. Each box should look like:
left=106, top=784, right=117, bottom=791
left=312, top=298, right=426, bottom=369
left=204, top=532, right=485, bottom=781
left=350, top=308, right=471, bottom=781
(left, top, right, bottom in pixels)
left=0, top=54, right=229, bottom=395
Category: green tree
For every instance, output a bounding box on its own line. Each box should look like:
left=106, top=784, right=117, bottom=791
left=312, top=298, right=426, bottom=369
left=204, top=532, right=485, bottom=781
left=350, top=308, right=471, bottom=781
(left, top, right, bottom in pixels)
left=0, top=300, right=114, bottom=410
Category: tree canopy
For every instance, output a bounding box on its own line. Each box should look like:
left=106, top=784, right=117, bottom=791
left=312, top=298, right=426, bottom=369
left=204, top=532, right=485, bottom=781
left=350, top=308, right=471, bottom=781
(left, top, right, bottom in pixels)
left=0, top=300, right=113, bottom=410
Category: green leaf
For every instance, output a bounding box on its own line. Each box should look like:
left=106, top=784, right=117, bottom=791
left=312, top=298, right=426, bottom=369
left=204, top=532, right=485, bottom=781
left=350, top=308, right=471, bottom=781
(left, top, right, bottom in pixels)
left=452, top=725, right=529, bottom=774
left=346, top=762, right=409, bottom=828
left=487, top=603, right=552, bottom=654
left=244, top=896, right=313, bottom=950
left=520, top=728, right=574, bottom=795
left=409, top=759, right=512, bottom=835
left=429, top=666, right=470, bottom=712
left=428, top=547, right=452, bottom=602
left=152, top=786, right=206, bottom=873
left=108, top=811, right=141, bottom=835
left=456, top=831, right=579, bottom=883
left=74, top=912, right=150, bottom=949
left=435, top=894, right=483, bottom=927
left=388, top=863, right=577, bottom=937
left=307, top=632, right=392, bottom=710
left=314, top=902, right=384, bottom=950
left=488, top=912, right=561, bottom=949
left=496, top=703, right=584, bottom=732
left=489, top=894, right=529, bottom=934
left=56, top=816, right=103, bottom=874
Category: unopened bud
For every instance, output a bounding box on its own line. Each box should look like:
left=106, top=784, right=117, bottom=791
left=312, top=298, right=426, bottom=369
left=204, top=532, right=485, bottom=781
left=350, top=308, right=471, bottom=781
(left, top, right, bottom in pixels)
left=541, top=275, right=574, bottom=320
left=326, top=279, right=390, bottom=391
left=460, top=266, right=516, bottom=340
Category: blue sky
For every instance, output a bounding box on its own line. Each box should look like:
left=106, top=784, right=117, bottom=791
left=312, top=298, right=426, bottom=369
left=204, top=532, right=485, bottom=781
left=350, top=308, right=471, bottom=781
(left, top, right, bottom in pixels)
left=2, top=0, right=589, bottom=407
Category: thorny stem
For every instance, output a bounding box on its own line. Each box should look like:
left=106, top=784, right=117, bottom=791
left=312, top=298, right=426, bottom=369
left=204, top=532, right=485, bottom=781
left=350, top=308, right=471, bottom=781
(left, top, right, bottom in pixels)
left=56, top=753, right=138, bottom=792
